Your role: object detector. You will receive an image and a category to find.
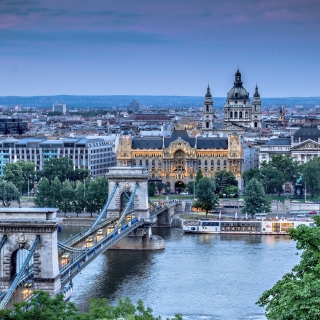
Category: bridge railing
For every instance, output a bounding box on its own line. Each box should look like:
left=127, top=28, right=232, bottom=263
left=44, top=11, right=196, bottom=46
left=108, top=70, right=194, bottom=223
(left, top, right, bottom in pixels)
left=60, top=217, right=145, bottom=286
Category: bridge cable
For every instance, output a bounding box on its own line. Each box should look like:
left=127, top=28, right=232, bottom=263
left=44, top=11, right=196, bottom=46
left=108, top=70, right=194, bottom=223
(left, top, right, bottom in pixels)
left=0, top=235, right=40, bottom=310
left=0, top=235, right=7, bottom=251
left=90, top=183, right=119, bottom=230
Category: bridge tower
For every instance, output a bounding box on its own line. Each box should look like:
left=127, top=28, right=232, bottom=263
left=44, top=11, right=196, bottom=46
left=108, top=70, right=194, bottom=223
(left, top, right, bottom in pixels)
left=0, top=208, right=61, bottom=296
left=106, top=167, right=164, bottom=250
left=106, top=167, right=150, bottom=220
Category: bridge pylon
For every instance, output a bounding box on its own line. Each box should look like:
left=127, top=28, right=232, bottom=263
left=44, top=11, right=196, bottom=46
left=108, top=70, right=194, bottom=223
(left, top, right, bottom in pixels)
left=106, top=167, right=150, bottom=220
left=0, top=208, right=61, bottom=298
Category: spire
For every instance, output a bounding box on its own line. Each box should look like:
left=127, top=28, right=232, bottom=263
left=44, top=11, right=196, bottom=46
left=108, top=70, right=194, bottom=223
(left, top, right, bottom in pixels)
left=234, top=67, right=243, bottom=86
left=205, top=83, right=212, bottom=98
left=254, top=83, right=260, bottom=98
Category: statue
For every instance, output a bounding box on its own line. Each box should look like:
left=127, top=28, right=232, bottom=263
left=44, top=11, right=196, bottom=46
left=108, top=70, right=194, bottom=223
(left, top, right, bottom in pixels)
left=296, top=176, right=302, bottom=185
left=294, top=175, right=303, bottom=198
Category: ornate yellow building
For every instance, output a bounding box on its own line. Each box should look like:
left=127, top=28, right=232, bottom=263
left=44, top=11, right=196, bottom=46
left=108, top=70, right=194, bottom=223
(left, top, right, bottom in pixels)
left=117, top=129, right=246, bottom=192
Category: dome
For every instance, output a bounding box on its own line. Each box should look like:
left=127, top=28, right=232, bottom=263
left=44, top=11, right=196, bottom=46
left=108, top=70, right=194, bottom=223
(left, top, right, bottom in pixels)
left=227, top=86, right=249, bottom=100
left=227, top=67, right=249, bottom=101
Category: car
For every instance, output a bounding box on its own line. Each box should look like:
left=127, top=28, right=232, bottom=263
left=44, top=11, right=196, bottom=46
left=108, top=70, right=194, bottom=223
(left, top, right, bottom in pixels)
left=309, top=211, right=317, bottom=215
left=291, top=200, right=300, bottom=203
left=180, top=192, right=189, bottom=195
left=86, top=236, right=93, bottom=242
left=97, top=229, right=103, bottom=235
left=24, top=280, right=33, bottom=288
left=61, top=252, right=70, bottom=259
left=297, top=213, right=306, bottom=217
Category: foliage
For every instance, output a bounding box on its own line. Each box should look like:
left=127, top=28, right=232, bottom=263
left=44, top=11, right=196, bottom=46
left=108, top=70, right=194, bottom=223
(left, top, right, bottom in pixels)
left=59, top=180, right=74, bottom=215
left=193, top=177, right=219, bottom=215
left=17, top=160, right=37, bottom=194
left=186, top=181, right=194, bottom=194
left=40, top=157, right=90, bottom=183
left=85, top=178, right=109, bottom=217
left=34, top=177, right=53, bottom=207
left=224, top=185, right=239, bottom=198
left=214, top=170, right=238, bottom=194
left=302, top=158, right=320, bottom=198
left=0, top=290, right=182, bottom=320
left=261, top=154, right=301, bottom=185
left=242, top=168, right=260, bottom=186
left=72, top=181, right=86, bottom=217
left=3, top=162, right=24, bottom=193
left=0, top=181, right=20, bottom=207
left=257, top=215, right=320, bottom=320
left=195, top=169, right=203, bottom=187
left=242, top=178, right=271, bottom=218
left=148, top=183, right=155, bottom=197
left=260, top=167, right=285, bottom=195
left=0, top=291, right=79, bottom=320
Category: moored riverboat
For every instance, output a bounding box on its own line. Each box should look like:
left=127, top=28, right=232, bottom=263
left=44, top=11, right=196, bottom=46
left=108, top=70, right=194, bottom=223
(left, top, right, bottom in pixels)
left=182, top=219, right=314, bottom=235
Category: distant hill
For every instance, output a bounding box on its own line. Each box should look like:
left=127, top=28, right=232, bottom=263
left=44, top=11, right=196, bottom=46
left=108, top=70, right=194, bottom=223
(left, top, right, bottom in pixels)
left=0, top=95, right=319, bottom=109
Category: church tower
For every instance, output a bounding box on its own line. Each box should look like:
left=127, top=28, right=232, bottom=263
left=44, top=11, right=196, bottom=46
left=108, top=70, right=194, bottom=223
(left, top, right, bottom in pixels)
left=202, top=84, right=214, bottom=131
left=251, top=84, right=262, bottom=128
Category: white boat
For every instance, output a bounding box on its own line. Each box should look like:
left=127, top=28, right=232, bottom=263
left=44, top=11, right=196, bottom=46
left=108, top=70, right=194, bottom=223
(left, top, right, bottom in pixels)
left=182, top=218, right=314, bottom=235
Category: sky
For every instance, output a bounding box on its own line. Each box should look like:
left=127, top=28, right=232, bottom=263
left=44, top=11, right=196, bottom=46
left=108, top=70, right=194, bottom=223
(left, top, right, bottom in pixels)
left=0, top=0, right=319, bottom=97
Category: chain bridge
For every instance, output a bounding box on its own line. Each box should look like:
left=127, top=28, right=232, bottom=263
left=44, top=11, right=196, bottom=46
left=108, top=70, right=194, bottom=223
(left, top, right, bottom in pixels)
left=0, top=167, right=182, bottom=309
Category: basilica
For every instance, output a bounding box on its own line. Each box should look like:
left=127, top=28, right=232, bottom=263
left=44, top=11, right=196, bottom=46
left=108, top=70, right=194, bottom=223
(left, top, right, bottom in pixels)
left=117, top=68, right=261, bottom=191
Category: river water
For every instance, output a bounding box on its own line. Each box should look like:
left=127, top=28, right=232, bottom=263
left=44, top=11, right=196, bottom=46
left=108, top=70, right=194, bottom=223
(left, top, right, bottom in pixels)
left=59, top=226, right=300, bottom=320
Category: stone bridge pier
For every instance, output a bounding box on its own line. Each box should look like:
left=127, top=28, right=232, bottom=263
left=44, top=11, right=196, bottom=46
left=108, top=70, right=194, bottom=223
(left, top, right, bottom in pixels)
left=106, top=167, right=164, bottom=250
left=0, top=208, right=61, bottom=296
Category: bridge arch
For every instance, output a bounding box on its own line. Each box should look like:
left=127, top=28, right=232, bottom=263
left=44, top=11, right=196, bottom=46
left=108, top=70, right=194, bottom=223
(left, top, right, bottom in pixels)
left=0, top=208, right=61, bottom=298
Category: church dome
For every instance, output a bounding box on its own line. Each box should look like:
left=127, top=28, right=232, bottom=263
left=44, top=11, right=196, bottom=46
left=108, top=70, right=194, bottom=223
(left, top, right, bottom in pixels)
left=227, top=68, right=249, bottom=101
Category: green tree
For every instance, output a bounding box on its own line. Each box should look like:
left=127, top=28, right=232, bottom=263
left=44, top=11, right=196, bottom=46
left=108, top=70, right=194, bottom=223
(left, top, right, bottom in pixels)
left=94, top=177, right=109, bottom=209
left=51, top=176, right=62, bottom=208
left=40, top=157, right=90, bottom=183
left=193, top=177, right=219, bottom=215
left=186, top=181, right=195, bottom=195
left=148, top=183, right=155, bottom=196
left=242, top=178, right=271, bottom=218
left=14, top=160, right=36, bottom=195
left=262, top=154, right=301, bottom=185
left=72, top=181, right=86, bottom=217
left=3, top=162, right=24, bottom=193
left=302, top=158, right=320, bottom=198
left=224, top=185, right=239, bottom=198
left=0, top=290, right=182, bottom=320
left=59, top=180, right=74, bottom=216
left=214, top=170, right=238, bottom=194
left=0, top=181, right=20, bottom=207
left=242, top=168, right=260, bottom=186
left=34, top=177, right=53, bottom=207
left=195, top=169, right=203, bottom=187
left=260, top=167, right=285, bottom=195
left=257, top=215, right=320, bottom=320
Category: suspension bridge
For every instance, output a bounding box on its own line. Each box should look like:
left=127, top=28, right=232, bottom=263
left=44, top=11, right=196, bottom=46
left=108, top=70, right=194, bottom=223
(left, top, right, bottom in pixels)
left=0, top=167, right=182, bottom=309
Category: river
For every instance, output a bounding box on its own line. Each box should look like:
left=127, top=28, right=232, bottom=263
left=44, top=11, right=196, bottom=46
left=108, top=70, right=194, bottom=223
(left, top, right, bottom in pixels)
left=59, top=226, right=300, bottom=320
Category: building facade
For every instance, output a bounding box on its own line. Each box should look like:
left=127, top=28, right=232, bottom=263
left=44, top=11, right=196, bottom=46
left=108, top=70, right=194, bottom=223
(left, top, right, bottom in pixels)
left=0, top=137, right=116, bottom=177
left=0, top=118, right=28, bottom=135
left=223, top=68, right=262, bottom=129
left=117, top=129, right=256, bottom=191
left=259, top=127, right=320, bottom=165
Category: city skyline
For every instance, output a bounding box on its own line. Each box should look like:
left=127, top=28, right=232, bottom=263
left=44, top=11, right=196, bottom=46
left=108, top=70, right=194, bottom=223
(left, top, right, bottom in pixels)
left=0, top=0, right=319, bottom=97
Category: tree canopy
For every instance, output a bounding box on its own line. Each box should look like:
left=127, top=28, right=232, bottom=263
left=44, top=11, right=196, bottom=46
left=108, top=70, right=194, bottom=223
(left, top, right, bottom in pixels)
left=193, top=177, right=219, bottom=215
left=242, top=178, right=271, bottom=218
left=0, top=290, right=182, bottom=320
left=257, top=215, right=320, bottom=320
left=214, top=170, right=238, bottom=195
left=302, top=157, right=320, bottom=198
left=0, top=181, right=20, bottom=207
left=39, top=157, right=90, bottom=183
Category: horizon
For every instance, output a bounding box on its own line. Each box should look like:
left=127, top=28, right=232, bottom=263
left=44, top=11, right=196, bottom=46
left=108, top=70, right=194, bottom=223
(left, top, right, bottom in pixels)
left=0, top=1, right=319, bottom=97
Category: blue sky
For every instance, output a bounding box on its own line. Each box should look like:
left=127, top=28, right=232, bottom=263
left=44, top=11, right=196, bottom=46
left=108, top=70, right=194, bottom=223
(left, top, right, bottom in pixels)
left=0, top=0, right=319, bottom=97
